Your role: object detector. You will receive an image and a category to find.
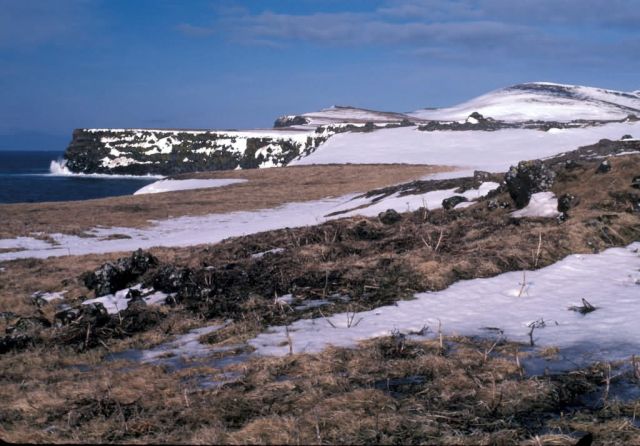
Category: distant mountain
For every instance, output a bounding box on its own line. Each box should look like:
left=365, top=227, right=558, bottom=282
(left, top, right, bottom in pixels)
left=276, top=82, right=640, bottom=127
left=274, top=105, right=415, bottom=128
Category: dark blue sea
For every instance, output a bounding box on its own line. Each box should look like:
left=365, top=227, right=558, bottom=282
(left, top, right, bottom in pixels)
left=0, top=151, right=157, bottom=204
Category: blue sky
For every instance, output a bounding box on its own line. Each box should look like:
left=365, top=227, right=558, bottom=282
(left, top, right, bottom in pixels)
left=1, top=0, right=639, bottom=148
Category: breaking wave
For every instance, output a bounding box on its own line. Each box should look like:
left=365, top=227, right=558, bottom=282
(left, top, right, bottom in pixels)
left=49, top=159, right=73, bottom=175
left=48, top=159, right=164, bottom=179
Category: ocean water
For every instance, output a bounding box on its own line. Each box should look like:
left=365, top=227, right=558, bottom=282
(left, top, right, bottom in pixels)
left=0, top=151, right=157, bottom=204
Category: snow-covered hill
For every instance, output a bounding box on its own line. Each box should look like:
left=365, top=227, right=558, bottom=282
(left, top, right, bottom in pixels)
left=275, top=105, right=414, bottom=128
left=292, top=121, right=640, bottom=172
left=63, top=82, right=640, bottom=175
left=409, top=82, right=640, bottom=122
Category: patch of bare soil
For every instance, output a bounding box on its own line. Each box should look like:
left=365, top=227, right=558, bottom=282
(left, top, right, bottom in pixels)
left=0, top=164, right=450, bottom=239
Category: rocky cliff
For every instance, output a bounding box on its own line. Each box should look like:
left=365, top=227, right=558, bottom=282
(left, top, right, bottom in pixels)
left=63, top=128, right=330, bottom=175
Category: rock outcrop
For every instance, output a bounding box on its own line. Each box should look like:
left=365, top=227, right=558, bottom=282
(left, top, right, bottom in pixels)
left=505, top=160, right=556, bottom=208
left=63, top=128, right=330, bottom=175
left=83, top=249, right=158, bottom=297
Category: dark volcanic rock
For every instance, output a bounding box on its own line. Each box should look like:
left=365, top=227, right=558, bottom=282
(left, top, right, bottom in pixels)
left=0, top=334, right=35, bottom=354
left=487, top=199, right=510, bottom=210
left=83, top=249, right=158, bottom=297
left=378, top=209, right=402, bottom=224
left=557, top=194, right=580, bottom=213
left=596, top=159, right=611, bottom=174
left=64, top=128, right=329, bottom=175
left=473, top=170, right=493, bottom=183
left=442, top=196, right=468, bottom=210
left=504, top=160, right=556, bottom=208
left=273, top=115, right=310, bottom=128
left=152, top=265, right=194, bottom=293
left=544, top=139, right=640, bottom=167
left=54, top=306, right=81, bottom=326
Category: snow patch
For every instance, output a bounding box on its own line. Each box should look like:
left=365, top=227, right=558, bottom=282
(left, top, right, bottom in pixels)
left=82, top=285, right=170, bottom=314
left=511, top=192, right=560, bottom=218
left=0, top=182, right=498, bottom=261
left=249, top=243, right=640, bottom=370
left=133, top=178, right=247, bottom=195
left=32, top=290, right=67, bottom=303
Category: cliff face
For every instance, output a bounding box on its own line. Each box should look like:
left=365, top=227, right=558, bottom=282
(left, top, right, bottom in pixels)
left=63, top=128, right=329, bottom=175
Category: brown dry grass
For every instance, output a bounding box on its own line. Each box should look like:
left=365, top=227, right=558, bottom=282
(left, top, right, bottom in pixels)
left=0, top=164, right=450, bottom=239
left=1, top=156, right=639, bottom=343
left=1, top=333, right=639, bottom=444
left=1, top=156, right=640, bottom=444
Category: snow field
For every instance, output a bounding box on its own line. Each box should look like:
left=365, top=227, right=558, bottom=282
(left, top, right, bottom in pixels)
left=292, top=121, right=640, bottom=172
left=249, top=243, right=640, bottom=370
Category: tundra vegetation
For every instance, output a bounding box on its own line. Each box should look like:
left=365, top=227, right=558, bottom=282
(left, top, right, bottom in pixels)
left=1, top=152, right=640, bottom=444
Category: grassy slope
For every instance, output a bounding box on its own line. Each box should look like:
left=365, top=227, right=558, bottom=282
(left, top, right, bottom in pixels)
left=1, top=156, right=640, bottom=444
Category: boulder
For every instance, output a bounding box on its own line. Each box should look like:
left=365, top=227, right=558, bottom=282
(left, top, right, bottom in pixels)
left=378, top=209, right=402, bottom=225
left=83, top=249, right=158, bottom=296
left=54, top=306, right=81, bottom=326
left=273, top=115, right=310, bottom=128
left=442, top=196, right=468, bottom=210
left=504, top=160, right=556, bottom=208
left=595, top=159, right=611, bottom=174
left=631, top=175, right=640, bottom=189
left=152, top=265, right=193, bottom=293
left=473, top=170, right=493, bottom=183
left=557, top=194, right=580, bottom=213
left=79, top=302, right=110, bottom=326
left=621, top=134, right=634, bottom=140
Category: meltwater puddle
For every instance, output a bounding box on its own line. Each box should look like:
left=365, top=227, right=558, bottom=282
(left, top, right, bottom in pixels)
left=105, top=322, right=251, bottom=389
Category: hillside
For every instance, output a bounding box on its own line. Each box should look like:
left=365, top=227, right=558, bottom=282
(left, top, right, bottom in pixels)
left=61, top=82, right=640, bottom=175
left=409, top=82, right=640, bottom=122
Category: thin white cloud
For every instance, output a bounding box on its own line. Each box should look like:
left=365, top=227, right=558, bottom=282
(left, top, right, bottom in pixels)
left=0, top=0, right=96, bottom=48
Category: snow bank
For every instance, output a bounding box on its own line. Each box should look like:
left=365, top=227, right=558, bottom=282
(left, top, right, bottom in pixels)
left=133, top=178, right=247, bottom=195
left=292, top=121, right=640, bottom=172
left=249, top=243, right=640, bottom=369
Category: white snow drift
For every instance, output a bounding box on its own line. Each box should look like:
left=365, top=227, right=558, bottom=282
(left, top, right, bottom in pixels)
left=249, top=243, right=640, bottom=370
left=133, top=178, right=247, bottom=195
